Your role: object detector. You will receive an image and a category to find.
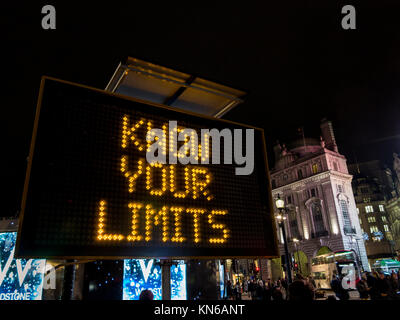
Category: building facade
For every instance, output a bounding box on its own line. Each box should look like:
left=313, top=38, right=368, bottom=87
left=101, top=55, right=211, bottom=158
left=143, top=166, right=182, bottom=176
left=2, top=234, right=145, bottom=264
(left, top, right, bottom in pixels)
left=350, top=173, right=395, bottom=265
left=384, top=153, right=400, bottom=256
left=347, top=158, right=400, bottom=261
left=386, top=197, right=400, bottom=256
left=270, top=119, right=370, bottom=277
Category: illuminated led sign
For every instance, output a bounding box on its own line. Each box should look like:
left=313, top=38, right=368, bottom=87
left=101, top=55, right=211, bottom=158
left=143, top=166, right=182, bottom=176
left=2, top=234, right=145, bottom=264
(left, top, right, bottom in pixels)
left=171, top=262, right=187, bottom=300
left=123, top=259, right=162, bottom=300
left=123, top=259, right=186, bottom=300
left=0, top=233, right=45, bottom=300
left=16, top=77, right=278, bottom=259
left=218, top=261, right=225, bottom=299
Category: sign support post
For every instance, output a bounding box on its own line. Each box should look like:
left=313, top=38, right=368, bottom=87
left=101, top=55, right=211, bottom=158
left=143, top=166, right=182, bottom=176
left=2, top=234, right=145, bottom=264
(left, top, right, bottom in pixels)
left=61, top=260, right=76, bottom=300
left=161, top=260, right=171, bottom=300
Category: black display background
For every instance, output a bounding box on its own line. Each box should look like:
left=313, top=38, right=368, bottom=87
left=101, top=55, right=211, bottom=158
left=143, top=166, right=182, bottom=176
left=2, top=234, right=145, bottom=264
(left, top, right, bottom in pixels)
left=16, top=77, right=278, bottom=259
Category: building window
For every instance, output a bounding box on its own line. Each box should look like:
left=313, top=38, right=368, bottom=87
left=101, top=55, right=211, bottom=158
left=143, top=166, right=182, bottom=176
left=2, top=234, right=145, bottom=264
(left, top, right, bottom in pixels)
left=311, top=188, right=316, bottom=198
left=370, top=226, right=379, bottom=233
left=356, top=208, right=360, bottom=214
left=365, top=205, right=374, bottom=213
left=337, top=184, right=343, bottom=193
left=367, top=217, right=376, bottom=223
left=359, top=218, right=362, bottom=225
left=382, top=216, right=387, bottom=223
left=379, top=205, right=384, bottom=212
left=283, top=174, right=288, bottom=181
left=333, top=162, right=338, bottom=171
left=286, top=195, right=292, bottom=204
left=297, top=169, right=303, bottom=179
left=361, top=187, right=369, bottom=194
left=289, top=210, right=300, bottom=239
left=384, top=225, right=389, bottom=232
left=312, top=164, right=319, bottom=174
left=311, top=202, right=326, bottom=233
left=271, top=179, right=276, bottom=189
left=339, top=200, right=353, bottom=233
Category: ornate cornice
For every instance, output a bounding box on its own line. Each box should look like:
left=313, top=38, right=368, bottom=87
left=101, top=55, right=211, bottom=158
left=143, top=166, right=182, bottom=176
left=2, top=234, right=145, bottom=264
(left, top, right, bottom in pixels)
left=272, top=171, right=329, bottom=192
left=272, top=170, right=353, bottom=193
left=329, top=171, right=353, bottom=181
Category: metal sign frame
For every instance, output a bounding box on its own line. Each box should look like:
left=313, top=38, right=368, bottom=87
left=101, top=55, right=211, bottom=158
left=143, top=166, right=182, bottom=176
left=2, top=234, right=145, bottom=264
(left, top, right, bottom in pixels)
left=16, top=76, right=279, bottom=260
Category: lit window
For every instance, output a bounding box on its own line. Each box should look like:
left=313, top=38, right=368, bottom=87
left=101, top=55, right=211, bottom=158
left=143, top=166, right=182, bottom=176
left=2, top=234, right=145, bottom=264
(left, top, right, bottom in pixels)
left=339, top=200, right=352, bottom=232
left=367, top=217, right=376, bottom=223
left=379, top=205, right=384, bottom=212
left=370, top=226, right=378, bottom=233
left=381, top=216, right=387, bottom=222
left=356, top=208, right=360, bottom=214
left=312, top=164, right=319, bottom=174
left=359, top=218, right=362, bottom=225
left=365, top=205, right=374, bottom=213
left=384, top=225, right=389, bottom=232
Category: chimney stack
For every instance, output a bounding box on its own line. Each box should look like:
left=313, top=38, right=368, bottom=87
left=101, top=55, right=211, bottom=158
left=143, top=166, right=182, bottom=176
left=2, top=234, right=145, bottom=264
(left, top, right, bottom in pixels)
left=320, top=118, right=338, bottom=152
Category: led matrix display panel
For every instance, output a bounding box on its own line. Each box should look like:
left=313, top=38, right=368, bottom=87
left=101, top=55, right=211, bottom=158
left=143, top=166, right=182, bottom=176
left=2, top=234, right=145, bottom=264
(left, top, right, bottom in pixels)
left=16, top=77, right=278, bottom=259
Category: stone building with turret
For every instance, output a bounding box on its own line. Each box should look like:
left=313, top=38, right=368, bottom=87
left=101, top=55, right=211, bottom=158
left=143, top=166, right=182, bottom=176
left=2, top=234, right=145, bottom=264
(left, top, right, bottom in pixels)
left=270, top=119, right=370, bottom=278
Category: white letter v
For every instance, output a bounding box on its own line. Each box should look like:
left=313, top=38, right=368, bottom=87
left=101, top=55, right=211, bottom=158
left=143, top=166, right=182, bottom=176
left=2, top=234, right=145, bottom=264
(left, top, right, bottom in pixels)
left=16, top=259, right=32, bottom=286
left=0, top=248, right=15, bottom=286
left=139, top=259, right=153, bottom=283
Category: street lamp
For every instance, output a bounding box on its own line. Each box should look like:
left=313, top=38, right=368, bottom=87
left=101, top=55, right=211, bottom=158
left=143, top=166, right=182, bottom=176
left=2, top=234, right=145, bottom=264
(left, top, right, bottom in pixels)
left=293, top=238, right=301, bottom=275
left=275, top=194, right=293, bottom=284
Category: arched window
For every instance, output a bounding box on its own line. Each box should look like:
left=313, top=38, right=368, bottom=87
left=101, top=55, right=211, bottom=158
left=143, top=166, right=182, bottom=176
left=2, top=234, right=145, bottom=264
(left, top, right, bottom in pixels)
left=311, top=202, right=326, bottom=234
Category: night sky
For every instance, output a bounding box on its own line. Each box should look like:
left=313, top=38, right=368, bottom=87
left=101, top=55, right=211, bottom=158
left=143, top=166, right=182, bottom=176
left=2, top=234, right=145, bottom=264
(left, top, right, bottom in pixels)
left=2, top=1, right=400, bottom=217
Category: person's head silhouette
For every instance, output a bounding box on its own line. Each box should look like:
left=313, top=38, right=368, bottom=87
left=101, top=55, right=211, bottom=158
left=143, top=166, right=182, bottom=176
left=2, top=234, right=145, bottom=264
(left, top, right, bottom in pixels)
left=139, top=289, right=154, bottom=300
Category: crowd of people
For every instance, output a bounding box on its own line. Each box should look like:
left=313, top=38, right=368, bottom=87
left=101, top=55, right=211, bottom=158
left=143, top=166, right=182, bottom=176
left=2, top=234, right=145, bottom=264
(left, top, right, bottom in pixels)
left=226, top=274, right=317, bottom=301
left=226, top=270, right=400, bottom=301
left=139, top=269, right=400, bottom=301
left=354, top=270, right=400, bottom=300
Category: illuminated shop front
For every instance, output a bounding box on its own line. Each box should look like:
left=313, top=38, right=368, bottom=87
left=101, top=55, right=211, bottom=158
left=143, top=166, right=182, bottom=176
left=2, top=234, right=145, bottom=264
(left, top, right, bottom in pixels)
left=0, top=232, right=45, bottom=300
left=123, top=259, right=187, bottom=300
